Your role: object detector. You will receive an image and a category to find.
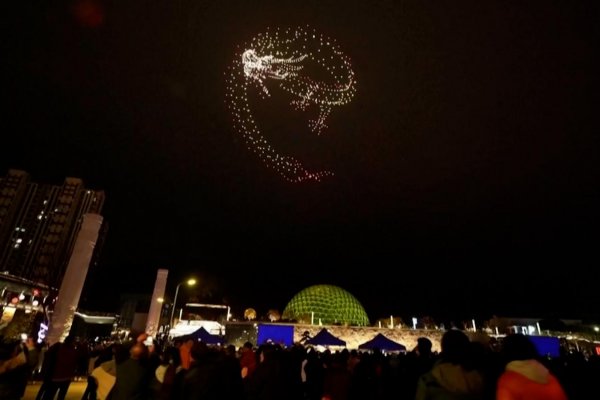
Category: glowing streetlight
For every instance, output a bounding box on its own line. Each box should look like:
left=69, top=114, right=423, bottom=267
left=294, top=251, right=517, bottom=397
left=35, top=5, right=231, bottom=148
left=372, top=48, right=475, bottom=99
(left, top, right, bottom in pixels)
left=169, top=278, right=197, bottom=334
left=594, top=326, right=599, bottom=332
left=157, top=297, right=164, bottom=303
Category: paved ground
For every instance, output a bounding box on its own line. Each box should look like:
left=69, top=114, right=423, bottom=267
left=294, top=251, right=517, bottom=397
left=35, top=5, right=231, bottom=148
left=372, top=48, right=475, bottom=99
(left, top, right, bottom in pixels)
left=23, top=381, right=87, bottom=400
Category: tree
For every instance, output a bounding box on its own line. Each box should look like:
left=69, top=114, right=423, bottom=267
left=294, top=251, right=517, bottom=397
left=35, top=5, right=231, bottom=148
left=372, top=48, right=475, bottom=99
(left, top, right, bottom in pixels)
left=244, top=308, right=257, bottom=321
left=392, top=316, right=405, bottom=328
left=486, top=315, right=512, bottom=334
left=267, top=309, right=281, bottom=322
left=375, top=316, right=404, bottom=328
left=1, top=308, right=37, bottom=340
left=421, top=316, right=436, bottom=330
left=538, top=318, right=568, bottom=332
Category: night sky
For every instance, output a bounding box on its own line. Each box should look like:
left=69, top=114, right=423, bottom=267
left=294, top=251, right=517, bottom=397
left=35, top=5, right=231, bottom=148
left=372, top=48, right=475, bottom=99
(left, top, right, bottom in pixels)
left=3, top=1, right=599, bottom=323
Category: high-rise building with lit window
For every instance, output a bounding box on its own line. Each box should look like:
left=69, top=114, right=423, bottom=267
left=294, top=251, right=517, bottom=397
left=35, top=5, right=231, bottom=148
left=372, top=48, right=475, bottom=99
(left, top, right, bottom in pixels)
left=0, top=169, right=106, bottom=288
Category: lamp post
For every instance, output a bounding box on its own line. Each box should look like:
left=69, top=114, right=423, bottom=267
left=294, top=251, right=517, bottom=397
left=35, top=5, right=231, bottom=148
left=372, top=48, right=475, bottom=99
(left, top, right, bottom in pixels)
left=169, top=278, right=197, bottom=336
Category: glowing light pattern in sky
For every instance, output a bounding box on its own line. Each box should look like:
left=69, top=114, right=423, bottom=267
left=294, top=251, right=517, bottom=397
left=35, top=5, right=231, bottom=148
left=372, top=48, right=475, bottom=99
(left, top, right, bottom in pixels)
left=226, top=26, right=356, bottom=182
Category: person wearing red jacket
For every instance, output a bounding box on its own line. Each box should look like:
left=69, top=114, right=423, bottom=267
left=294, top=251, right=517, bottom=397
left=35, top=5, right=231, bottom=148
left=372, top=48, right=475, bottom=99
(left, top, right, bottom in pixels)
left=496, top=334, right=567, bottom=400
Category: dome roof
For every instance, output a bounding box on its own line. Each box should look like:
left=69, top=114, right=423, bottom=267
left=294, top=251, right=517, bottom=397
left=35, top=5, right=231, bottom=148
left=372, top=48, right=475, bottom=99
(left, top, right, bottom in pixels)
left=282, top=284, right=370, bottom=326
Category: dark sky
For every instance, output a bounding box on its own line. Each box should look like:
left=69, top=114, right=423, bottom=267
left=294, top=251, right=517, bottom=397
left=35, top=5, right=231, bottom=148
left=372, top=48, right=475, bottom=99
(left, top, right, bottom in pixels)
left=3, top=1, right=599, bottom=323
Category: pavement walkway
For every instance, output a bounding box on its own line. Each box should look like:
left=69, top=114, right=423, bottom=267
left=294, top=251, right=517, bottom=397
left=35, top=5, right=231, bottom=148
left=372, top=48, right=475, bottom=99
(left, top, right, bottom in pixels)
left=22, top=381, right=88, bottom=400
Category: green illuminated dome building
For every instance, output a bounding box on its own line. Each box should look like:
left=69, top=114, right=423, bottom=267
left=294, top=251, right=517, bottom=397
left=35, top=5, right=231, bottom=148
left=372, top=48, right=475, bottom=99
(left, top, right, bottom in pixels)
left=282, top=284, right=370, bottom=326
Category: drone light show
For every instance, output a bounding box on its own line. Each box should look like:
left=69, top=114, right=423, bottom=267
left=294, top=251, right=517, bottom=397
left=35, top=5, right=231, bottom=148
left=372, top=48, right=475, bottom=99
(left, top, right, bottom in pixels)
left=225, top=26, right=356, bottom=182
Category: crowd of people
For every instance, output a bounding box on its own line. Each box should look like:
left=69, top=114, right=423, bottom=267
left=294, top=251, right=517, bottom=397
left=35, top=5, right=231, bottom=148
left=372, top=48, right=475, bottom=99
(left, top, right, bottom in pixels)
left=0, top=329, right=598, bottom=399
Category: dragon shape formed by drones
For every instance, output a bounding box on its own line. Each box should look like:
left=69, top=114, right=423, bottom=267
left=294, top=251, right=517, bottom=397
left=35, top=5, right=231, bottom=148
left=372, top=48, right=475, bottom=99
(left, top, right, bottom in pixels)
left=226, top=26, right=356, bottom=182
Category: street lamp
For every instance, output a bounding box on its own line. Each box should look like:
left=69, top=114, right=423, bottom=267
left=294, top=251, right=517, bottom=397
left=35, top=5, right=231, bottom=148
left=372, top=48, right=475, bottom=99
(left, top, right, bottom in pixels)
left=169, top=278, right=197, bottom=335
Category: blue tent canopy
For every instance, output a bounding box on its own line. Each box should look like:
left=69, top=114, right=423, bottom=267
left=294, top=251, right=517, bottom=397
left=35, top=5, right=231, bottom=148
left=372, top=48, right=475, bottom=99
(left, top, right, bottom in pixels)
left=358, top=333, right=406, bottom=352
left=189, top=326, right=224, bottom=345
left=306, top=328, right=346, bottom=347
